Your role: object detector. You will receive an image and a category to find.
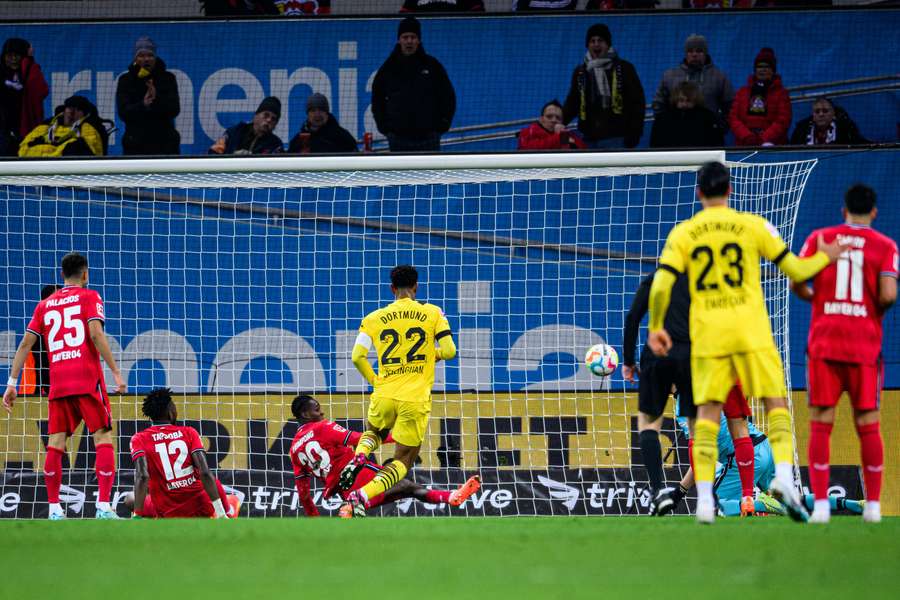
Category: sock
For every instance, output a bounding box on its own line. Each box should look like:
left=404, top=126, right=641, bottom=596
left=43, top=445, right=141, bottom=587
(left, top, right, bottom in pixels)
left=696, top=481, right=714, bottom=506
left=688, top=439, right=695, bottom=474
left=44, top=447, right=65, bottom=505
left=732, top=436, right=755, bottom=497
left=766, top=407, right=794, bottom=484
left=808, top=421, right=833, bottom=500
left=424, top=489, right=451, bottom=504
left=856, top=422, right=883, bottom=502
left=639, top=429, right=664, bottom=493
left=354, top=431, right=381, bottom=457
left=360, top=461, right=408, bottom=502
left=693, top=419, right=720, bottom=488
left=95, top=443, right=115, bottom=504
left=814, top=499, right=830, bottom=515
left=214, top=479, right=234, bottom=516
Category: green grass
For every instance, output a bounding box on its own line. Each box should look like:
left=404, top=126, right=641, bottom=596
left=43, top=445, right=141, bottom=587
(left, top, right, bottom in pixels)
left=2, top=517, right=897, bottom=599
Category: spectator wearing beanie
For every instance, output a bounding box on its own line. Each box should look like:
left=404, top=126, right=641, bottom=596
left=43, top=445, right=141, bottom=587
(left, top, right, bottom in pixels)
left=209, top=96, right=284, bottom=155
left=288, top=93, right=357, bottom=154
left=0, top=37, right=48, bottom=155
left=371, top=16, right=456, bottom=152
left=115, top=36, right=181, bottom=155
left=728, top=47, right=791, bottom=147
left=652, top=33, right=734, bottom=130
left=563, top=23, right=645, bottom=149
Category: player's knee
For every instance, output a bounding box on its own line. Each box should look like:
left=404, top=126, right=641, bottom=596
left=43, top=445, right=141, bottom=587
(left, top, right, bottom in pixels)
left=853, top=409, right=879, bottom=428
left=92, top=427, right=113, bottom=445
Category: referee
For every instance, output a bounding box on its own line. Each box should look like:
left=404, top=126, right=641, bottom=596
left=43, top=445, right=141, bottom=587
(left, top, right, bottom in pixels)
left=622, top=269, right=693, bottom=516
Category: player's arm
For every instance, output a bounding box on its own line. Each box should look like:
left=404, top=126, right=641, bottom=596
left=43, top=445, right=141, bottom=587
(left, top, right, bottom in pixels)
left=190, top=449, right=228, bottom=518
left=294, top=472, right=320, bottom=517
left=435, top=310, right=456, bottom=362
left=622, top=275, right=652, bottom=381
left=768, top=232, right=847, bottom=282
left=88, top=320, right=127, bottom=394
left=879, top=274, right=897, bottom=309
left=132, top=455, right=150, bottom=515
left=647, top=267, right=678, bottom=357
left=351, top=331, right=378, bottom=386
left=3, top=331, right=39, bottom=413
left=790, top=280, right=814, bottom=302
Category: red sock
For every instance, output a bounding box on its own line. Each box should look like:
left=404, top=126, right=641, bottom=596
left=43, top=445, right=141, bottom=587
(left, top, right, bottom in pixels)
left=733, top=437, right=755, bottom=497
left=808, top=421, right=833, bottom=501
left=688, top=439, right=695, bottom=474
left=857, top=422, right=883, bottom=502
left=44, top=447, right=65, bottom=504
left=94, top=443, right=115, bottom=503
left=215, top=479, right=228, bottom=504
left=424, top=489, right=451, bottom=504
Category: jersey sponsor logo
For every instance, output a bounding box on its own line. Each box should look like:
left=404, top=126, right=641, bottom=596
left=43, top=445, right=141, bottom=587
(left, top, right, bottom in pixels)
left=166, top=474, right=198, bottom=490
left=51, top=349, right=82, bottom=363
left=96, top=302, right=104, bottom=318
left=45, top=294, right=79, bottom=308
left=823, top=301, right=868, bottom=317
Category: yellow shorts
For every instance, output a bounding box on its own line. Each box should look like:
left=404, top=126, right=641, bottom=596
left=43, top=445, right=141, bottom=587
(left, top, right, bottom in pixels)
left=692, top=347, right=787, bottom=405
left=366, top=395, right=431, bottom=447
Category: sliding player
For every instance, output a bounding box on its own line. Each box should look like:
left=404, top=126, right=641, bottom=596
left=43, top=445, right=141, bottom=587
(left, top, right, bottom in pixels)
left=339, top=265, right=458, bottom=517
left=792, top=184, right=897, bottom=524
left=647, top=161, right=847, bottom=523
left=4, top=253, right=126, bottom=520
left=290, top=394, right=480, bottom=517
left=129, top=388, right=229, bottom=518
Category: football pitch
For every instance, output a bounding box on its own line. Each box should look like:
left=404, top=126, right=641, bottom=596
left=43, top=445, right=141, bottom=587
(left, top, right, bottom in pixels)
left=1, top=517, right=897, bottom=599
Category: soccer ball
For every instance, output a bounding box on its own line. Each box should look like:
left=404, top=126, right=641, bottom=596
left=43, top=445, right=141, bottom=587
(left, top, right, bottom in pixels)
left=584, top=344, right=618, bottom=377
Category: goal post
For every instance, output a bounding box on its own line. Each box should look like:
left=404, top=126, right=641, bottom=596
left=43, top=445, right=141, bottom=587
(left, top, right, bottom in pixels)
left=0, top=151, right=816, bottom=518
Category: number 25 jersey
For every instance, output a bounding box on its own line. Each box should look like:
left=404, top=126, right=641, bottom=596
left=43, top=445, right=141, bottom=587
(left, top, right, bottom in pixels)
left=659, top=205, right=788, bottom=357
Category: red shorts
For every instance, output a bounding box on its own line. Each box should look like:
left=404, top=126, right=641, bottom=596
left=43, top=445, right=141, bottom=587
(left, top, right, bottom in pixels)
left=808, top=357, right=882, bottom=411
left=339, top=460, right=385, bottom=506
left=723, top=384, right=751, bottom=419
left=48, top=391, right=111, bottom=435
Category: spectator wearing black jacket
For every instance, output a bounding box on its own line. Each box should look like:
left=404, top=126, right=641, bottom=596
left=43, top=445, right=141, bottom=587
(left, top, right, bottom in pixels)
left=790, top=97, right=870, bottom=146
left=115, top=36, right=181, bottom=155
left=288, top=93, right=357, bottom=154
left=209, top=96, right=284, bottom=155
left=372, top=17, right=456, bottom=152
left=649, top=81, right=724, bottom=148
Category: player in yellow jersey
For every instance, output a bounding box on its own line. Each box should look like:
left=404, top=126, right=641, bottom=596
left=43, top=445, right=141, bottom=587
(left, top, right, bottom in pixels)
left=647, top=162, right=848, bottom=524
left=338, top=265, right=457, bottom=517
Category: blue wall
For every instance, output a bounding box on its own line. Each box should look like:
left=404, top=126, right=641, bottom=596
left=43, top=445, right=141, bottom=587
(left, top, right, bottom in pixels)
left=1, top=10, right=897, bottom=154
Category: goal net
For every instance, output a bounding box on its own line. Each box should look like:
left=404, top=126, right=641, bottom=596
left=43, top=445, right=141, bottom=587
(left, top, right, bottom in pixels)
left=0, top=151, right=816, bottom=518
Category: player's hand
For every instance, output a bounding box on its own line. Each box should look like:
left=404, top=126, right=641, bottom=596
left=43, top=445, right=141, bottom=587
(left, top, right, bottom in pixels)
left=621, top=364, right=639, bottom=383
left=112, top=372, right=127, bottom=394
left=818, top=234, right=852, bottom=263
left=647, top=329, right=672, bottom=358
left=2, top=386, right=16, bottom=414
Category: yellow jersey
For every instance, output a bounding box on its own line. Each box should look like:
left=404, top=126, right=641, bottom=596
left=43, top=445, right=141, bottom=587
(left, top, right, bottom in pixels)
left=658, top=205, right=789, bottom=357
left=358, top=297, right=451, bottom=403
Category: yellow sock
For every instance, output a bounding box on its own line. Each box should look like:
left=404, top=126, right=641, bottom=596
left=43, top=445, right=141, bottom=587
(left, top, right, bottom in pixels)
left=693, top=418, right=720, bottom=484
left=360, top=460, right=408, bottom=501
left=767, top=407, right=794, bottom=465
left=354, top=431, right=380, bottom=456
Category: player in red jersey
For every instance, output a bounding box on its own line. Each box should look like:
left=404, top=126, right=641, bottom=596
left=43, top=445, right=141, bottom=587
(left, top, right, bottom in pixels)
left=4, top=253, right=127, bottom=519
left=793, top=184, right=898, bottom=524
left=290, top=394, right=481, bottom=517
left=130, top=388, right=230, bottom=519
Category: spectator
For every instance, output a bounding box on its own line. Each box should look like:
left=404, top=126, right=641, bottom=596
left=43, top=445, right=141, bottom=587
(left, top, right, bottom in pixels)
left=518, top=100, right=586, bottom=150
left=274, top=0, right=330, bottom=14
left=682, top=0, right=752, bottom=6
left=116, top=36, right=181, bottom=155
left=0, top=38, right=48, bottom=155
left=19, top=95, right=107, bottom=157
left=209, top=96, right=284, bottom=155
left=372, top=17, right=456, bottom=151
left=652, top=34, right=733, bottom=129
left=287, top=93, right=357, bottom=154
left=200, top=0, right=278, bottom=14
left=649, top=81, right=724, bottom=148
left=563, top=23, right=646, bottom=148
left=790, top=97, right=870, bottom=146
left=586, top=0, right=657, bottom=8
left=513, top=0, right=576, bottom=9
left=728, top=47, right=791, bottom=147
left=401, top=0, right=484, bottom=11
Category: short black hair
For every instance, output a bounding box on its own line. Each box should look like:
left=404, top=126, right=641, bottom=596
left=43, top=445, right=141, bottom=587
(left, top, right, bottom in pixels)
left=40, top=284, right=61, bottom=300
left=390, top=265, right=418, bottom=289
left=696, top=161, right=730, bottom=198
left=61, top=252, right=88, bottom=279
left=143, top=388, right=174, bottom=421
left=291, top=394, right=317, bottom=421
left=541, top=99, right=563, bottom=116
left=845, top=184, right=876, bottom=215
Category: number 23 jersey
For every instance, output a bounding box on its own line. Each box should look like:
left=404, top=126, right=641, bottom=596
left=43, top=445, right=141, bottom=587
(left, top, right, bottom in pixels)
left=659, top=206, right=788, bottom=357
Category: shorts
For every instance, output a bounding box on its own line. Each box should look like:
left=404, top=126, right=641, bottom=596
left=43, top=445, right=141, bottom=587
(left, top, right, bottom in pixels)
left=638, top=346, right=695, bottom=418
left=48, top=390, right=112, bottom=435
left=692, top=347, right=787, bottom=406
left=366, top=396, right=430, bottom=447
left=140, top=490, right=214, bottom=518
left=723, top=384, right=751, bottom=419
left=807, top=357, right=882, bottom=411
left=339, top=460, right=385, bottom=506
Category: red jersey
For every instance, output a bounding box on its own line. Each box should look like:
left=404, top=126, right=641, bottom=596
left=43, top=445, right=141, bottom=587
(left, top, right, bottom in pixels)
left=26, top=285, right=106, bottom=400
left=130, top=424, right=212, bottom=518
left=799, top=224, right=899, bottom=365
left=289, top=419, right=361, bottom=499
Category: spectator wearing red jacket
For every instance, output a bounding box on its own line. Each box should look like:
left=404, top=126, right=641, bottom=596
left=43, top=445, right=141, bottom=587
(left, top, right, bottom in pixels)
left=0, top=38, right=48, bottom=155
left=728, top=48, right=791, bottom=147
left=518, top=100, right=586, bottom=151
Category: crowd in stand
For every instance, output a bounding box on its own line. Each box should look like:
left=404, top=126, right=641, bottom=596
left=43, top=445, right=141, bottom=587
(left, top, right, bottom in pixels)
left=0, top=15, right=875, bottom=157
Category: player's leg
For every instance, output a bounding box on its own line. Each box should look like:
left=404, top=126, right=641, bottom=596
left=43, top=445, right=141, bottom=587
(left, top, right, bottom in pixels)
left=83, top=391, right=117, bottom=519
left=714, top=460, right=742, bottom=517
left=340, top=396, right=396, bottom=490
left=724, top=385, right=755, bottom=515
left=806, top=357, right=841, bottom=523
left=636, top=359, right=670, bottom=515
left=691, top=355, right=730, bottom=524
left=45, top=398, right=77, bottom=520
left=214, top=479, right=241, bottom=518
left=850, top=360, right=883, bottom=523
